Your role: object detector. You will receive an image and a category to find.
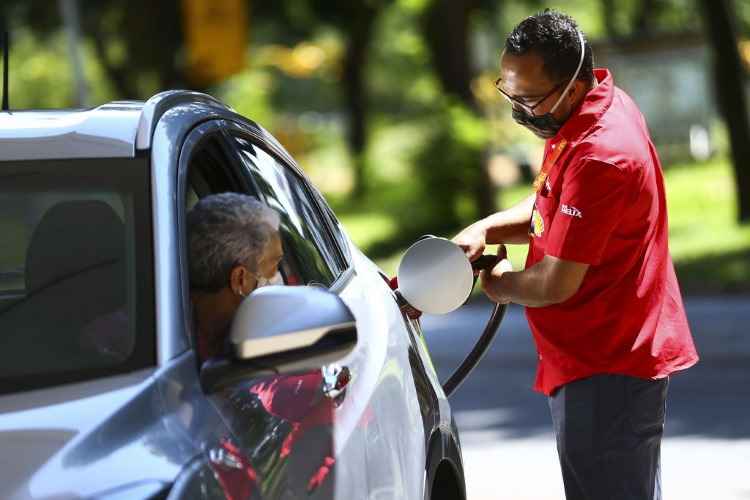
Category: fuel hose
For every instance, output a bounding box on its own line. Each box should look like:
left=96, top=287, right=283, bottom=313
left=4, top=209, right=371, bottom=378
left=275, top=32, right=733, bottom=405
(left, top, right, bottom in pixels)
left=441, top=301, right=506, bottom=397
left=392, top=237, right=510, bottom=398
left=441, top=253, right=508, bottom=397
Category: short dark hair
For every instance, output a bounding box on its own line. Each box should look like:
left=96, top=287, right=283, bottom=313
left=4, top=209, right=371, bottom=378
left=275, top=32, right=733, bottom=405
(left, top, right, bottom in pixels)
left=505, top=10, right=594, bottom=84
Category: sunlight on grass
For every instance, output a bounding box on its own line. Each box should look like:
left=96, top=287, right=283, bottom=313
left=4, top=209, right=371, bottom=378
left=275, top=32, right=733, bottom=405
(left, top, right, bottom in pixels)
left=664, top=159, right=750, bottom=260
left=338, top=213, right=398, bottom=253
left=369, top=121, right=431, bottom=183
left=664, top=158, right=750, bottom=293
left=338, top=155, right=749, bottom=292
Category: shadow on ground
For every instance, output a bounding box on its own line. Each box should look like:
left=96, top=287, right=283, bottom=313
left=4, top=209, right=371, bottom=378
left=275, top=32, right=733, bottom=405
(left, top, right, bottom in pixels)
left=676, top=248, right=750, bottom=294
left=422, top=298, right=750, bottom=442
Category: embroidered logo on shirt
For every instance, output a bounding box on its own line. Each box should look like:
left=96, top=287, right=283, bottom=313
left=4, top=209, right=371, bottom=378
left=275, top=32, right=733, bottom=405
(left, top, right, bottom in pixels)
left=560, top=204, right=582, bottom=218
left=530, top=206, right=545, bottom=237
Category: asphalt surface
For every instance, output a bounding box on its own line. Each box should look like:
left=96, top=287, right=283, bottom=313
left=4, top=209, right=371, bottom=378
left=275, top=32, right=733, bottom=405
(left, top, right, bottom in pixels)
left=421, top=296, right=750, bottom=500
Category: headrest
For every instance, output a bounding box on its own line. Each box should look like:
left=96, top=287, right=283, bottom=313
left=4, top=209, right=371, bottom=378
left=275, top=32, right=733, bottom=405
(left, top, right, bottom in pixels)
left=25, top=200, right=125, bottom=293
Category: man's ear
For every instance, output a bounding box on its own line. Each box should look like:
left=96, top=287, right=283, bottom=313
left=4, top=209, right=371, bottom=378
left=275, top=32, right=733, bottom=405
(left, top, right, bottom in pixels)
left=229, top=264, right=250, bottom=296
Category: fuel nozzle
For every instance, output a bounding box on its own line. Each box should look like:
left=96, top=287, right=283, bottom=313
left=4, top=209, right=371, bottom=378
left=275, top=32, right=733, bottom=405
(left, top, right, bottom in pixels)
left=471, top=254, right=500, bottom=274
left=388, top=241, right=506, bottom=320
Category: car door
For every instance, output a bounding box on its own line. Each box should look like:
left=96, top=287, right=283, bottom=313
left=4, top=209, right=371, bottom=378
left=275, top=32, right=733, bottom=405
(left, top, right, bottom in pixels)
left=176, top=122, right=343, bottom=498
left=224, top=125, right=429, bottom=499
left=0, top=156, right=174, bottom=499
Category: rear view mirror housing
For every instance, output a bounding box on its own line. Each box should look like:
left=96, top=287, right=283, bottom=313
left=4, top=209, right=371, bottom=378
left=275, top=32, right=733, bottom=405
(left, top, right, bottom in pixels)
left=200, top=286, right=357, bottom=393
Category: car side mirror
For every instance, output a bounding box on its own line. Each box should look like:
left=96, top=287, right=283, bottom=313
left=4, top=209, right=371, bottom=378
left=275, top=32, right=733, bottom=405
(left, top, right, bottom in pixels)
left=200, top=285, right=357, bottom=394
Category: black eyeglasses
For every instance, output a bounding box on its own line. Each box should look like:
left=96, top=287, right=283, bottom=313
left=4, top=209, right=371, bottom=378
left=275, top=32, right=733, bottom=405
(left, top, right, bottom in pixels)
left=494, top=77, right=566, bottom=115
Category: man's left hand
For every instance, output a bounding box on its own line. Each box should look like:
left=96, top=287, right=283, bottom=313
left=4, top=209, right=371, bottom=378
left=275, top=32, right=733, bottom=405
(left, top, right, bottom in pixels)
left=480, top=258, right=514, bottom=304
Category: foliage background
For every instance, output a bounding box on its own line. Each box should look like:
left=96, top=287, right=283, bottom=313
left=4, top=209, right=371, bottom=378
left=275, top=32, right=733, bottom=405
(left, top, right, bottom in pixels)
left=3, top=0, right=749, bottom=294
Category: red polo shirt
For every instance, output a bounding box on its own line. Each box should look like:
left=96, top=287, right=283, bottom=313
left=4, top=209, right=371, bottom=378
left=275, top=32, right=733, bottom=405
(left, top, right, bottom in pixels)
left=525, top=68, right=699, bottom=396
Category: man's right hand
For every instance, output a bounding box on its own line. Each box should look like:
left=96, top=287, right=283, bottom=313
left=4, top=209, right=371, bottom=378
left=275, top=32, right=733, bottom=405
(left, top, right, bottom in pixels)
left=453, top=223, right=487, bottom=262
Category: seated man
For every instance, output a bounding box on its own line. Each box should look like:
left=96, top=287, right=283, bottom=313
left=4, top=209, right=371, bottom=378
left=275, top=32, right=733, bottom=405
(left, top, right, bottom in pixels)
left=187, top=193, right=283, bottom=361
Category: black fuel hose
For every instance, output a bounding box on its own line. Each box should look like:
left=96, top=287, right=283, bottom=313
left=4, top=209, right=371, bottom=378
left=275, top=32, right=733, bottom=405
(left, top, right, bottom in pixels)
left=441, top=301, right=506, bottom=397
left=397, top=237, right=509, bottom=397
left=441, top=253, right=508, bottom=397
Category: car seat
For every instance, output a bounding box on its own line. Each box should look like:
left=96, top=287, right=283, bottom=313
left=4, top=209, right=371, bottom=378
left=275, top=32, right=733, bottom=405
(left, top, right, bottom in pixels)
left=0, top=200, right=128, bottom=377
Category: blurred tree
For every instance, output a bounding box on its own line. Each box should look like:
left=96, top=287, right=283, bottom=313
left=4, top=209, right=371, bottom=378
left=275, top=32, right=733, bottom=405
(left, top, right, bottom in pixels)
left=421, top=0, right=497, bottom=219
left=340, top=2, right=382, bottom=199
left=633, top=0, right=663, bottom=35
left=5, top=0, right=185, bottom=99
left=599, top=0, right=620, bottom=38
left=596, top=0, right=701, bottom=40
left=254, top=0, right=392, bottom=200
left=737, top=0, right=750, bottom=37
left=699, top=0, right=750, bottom=222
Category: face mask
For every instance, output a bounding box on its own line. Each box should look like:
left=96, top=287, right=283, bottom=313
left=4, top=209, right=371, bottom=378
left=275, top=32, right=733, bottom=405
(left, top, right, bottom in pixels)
left=512, top=107, right=563, bottom=139
left=512, top=30, right=586, bottom=139
left=254, top=271, right=284, bottom=290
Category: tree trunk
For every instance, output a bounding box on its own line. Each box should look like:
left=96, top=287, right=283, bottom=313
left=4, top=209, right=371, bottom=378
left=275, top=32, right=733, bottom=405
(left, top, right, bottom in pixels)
left=700, top=0, right=750, bottom=222
left=422, top=0, right=495, bottom=218
left=342, top=5, right=378, bottom=199
left=599, top=0, right=619, bottom=38
left=90, top=32, right=140, bottom=99
left=633, top=0, right=659, bottom=35
left=423, top=0, right=477, bottom=108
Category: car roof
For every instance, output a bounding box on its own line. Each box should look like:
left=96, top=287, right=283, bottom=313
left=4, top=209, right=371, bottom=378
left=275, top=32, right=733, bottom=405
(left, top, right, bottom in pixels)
left=0, top=91, right=232, bottom=161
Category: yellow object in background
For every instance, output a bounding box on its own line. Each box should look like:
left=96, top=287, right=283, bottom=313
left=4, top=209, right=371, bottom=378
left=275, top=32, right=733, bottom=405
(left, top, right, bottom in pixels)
left=182, top=0, right=248, bottom=86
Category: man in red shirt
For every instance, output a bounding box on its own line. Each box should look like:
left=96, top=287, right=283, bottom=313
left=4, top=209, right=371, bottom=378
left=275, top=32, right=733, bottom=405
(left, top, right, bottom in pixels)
left=454, top=10, right=698, bottom=500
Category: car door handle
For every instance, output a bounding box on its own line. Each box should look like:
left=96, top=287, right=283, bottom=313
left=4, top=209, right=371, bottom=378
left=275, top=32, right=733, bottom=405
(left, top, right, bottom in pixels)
left=321, top=364, right=351, bottom=400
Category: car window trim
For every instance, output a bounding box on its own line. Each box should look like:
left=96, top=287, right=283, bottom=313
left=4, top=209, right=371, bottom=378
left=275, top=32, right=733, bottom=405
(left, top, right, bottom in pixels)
left=329, top=266, right=356, bottom=294
left=176, top=120, right=254, bottom=352
left=223, top=121, right=353, bottom=274
left=235, top=139, right=344, bottom=281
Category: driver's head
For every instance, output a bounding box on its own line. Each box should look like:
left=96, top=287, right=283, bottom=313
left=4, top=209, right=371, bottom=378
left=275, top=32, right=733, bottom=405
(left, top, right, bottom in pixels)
left=188, top=193, right=282, bottom=356
left=497, top=10, right=595, bottom=138
left=188, top=193, right=282, bottom=296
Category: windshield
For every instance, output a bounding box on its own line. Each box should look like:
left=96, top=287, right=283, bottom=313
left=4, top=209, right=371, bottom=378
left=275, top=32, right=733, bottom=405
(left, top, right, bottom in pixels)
left=0, top=157, right=155, bottom=394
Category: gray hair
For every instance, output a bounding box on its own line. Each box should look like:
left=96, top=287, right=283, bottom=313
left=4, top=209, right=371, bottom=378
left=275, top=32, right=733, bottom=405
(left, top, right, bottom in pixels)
left=188, top=193, right=280, bottom=292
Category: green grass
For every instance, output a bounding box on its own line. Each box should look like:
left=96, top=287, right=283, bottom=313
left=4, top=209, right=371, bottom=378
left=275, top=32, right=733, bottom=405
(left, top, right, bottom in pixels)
left=337, top=156, right=750, bottom=295
left=665, top=159, right=750, bottom=294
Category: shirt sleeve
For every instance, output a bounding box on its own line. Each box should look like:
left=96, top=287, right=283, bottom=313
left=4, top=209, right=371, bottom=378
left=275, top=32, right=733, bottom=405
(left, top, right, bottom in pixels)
left=545, top=159, right=631, bottom=265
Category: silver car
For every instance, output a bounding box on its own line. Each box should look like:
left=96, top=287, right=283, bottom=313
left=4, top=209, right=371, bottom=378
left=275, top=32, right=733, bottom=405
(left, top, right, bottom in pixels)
left=0, top=92, right=465, bottom=499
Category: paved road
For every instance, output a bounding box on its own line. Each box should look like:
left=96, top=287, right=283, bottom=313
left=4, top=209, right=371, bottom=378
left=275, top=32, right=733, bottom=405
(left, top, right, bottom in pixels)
left=421, top=297, right=750, bottom=500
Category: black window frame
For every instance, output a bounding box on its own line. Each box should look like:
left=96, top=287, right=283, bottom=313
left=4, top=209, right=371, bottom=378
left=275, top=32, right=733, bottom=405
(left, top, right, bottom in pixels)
left=176, top=122, right=255, bottom=353
left=224, top=125, right=353, bottom=278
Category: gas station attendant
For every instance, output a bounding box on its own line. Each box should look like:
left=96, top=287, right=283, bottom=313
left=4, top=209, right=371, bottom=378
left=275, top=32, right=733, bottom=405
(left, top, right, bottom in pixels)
left=454, top=10, right=699, bottom=500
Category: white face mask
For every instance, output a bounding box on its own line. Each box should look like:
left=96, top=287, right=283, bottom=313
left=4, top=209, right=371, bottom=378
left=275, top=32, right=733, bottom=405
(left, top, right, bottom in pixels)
left=254, top=270, right=284, bottom=290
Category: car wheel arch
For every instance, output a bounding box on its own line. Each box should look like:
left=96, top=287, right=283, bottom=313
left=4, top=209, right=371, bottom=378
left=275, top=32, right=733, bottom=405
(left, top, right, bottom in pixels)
left=424, top=427, right=466, bottom=500
left=430, top=459, right=464, bottom=500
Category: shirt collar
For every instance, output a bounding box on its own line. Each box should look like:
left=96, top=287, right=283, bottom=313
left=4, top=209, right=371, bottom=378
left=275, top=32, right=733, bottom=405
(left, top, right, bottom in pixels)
left=553, top=68, right=614, bottom=144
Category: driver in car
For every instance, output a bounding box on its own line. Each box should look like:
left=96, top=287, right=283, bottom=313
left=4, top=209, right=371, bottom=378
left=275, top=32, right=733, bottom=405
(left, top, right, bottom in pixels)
left=188, top=192, right=337, bottom=495
left=187, top=192, right=283, bottom=361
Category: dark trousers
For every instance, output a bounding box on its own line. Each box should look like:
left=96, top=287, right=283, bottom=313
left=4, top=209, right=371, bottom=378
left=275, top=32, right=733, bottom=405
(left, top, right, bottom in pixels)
left=548, top=374, right=668, bottom=500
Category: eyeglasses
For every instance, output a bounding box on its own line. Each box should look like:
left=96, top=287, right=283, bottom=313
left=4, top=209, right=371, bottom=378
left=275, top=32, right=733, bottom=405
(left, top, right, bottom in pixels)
left=494, top=77, right=566, bottom=115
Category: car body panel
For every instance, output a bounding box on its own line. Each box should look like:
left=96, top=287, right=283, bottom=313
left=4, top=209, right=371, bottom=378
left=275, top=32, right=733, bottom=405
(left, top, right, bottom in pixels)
left=0, top=104, right=142, bottom=160
left=0, top=364, right=185, bottom=499
left=0, top=91, right=465, bottom=499
left=135, top=90, right=232, bottom=150
left=330, top=248, right=427, bottom=499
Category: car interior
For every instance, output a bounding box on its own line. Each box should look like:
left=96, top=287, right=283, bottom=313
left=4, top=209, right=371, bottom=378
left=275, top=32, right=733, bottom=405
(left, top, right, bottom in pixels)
left=0, top=159, right=155, bottom=393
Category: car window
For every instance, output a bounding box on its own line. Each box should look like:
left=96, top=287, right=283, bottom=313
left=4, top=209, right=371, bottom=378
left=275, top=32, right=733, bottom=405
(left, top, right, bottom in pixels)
left=182, top=132, right=305, bottom=293
left=311, top=185, right=352, bottom=268
left=0, top=158, right=155, bottom=393
left=232, top=138, right=339, bottom=287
